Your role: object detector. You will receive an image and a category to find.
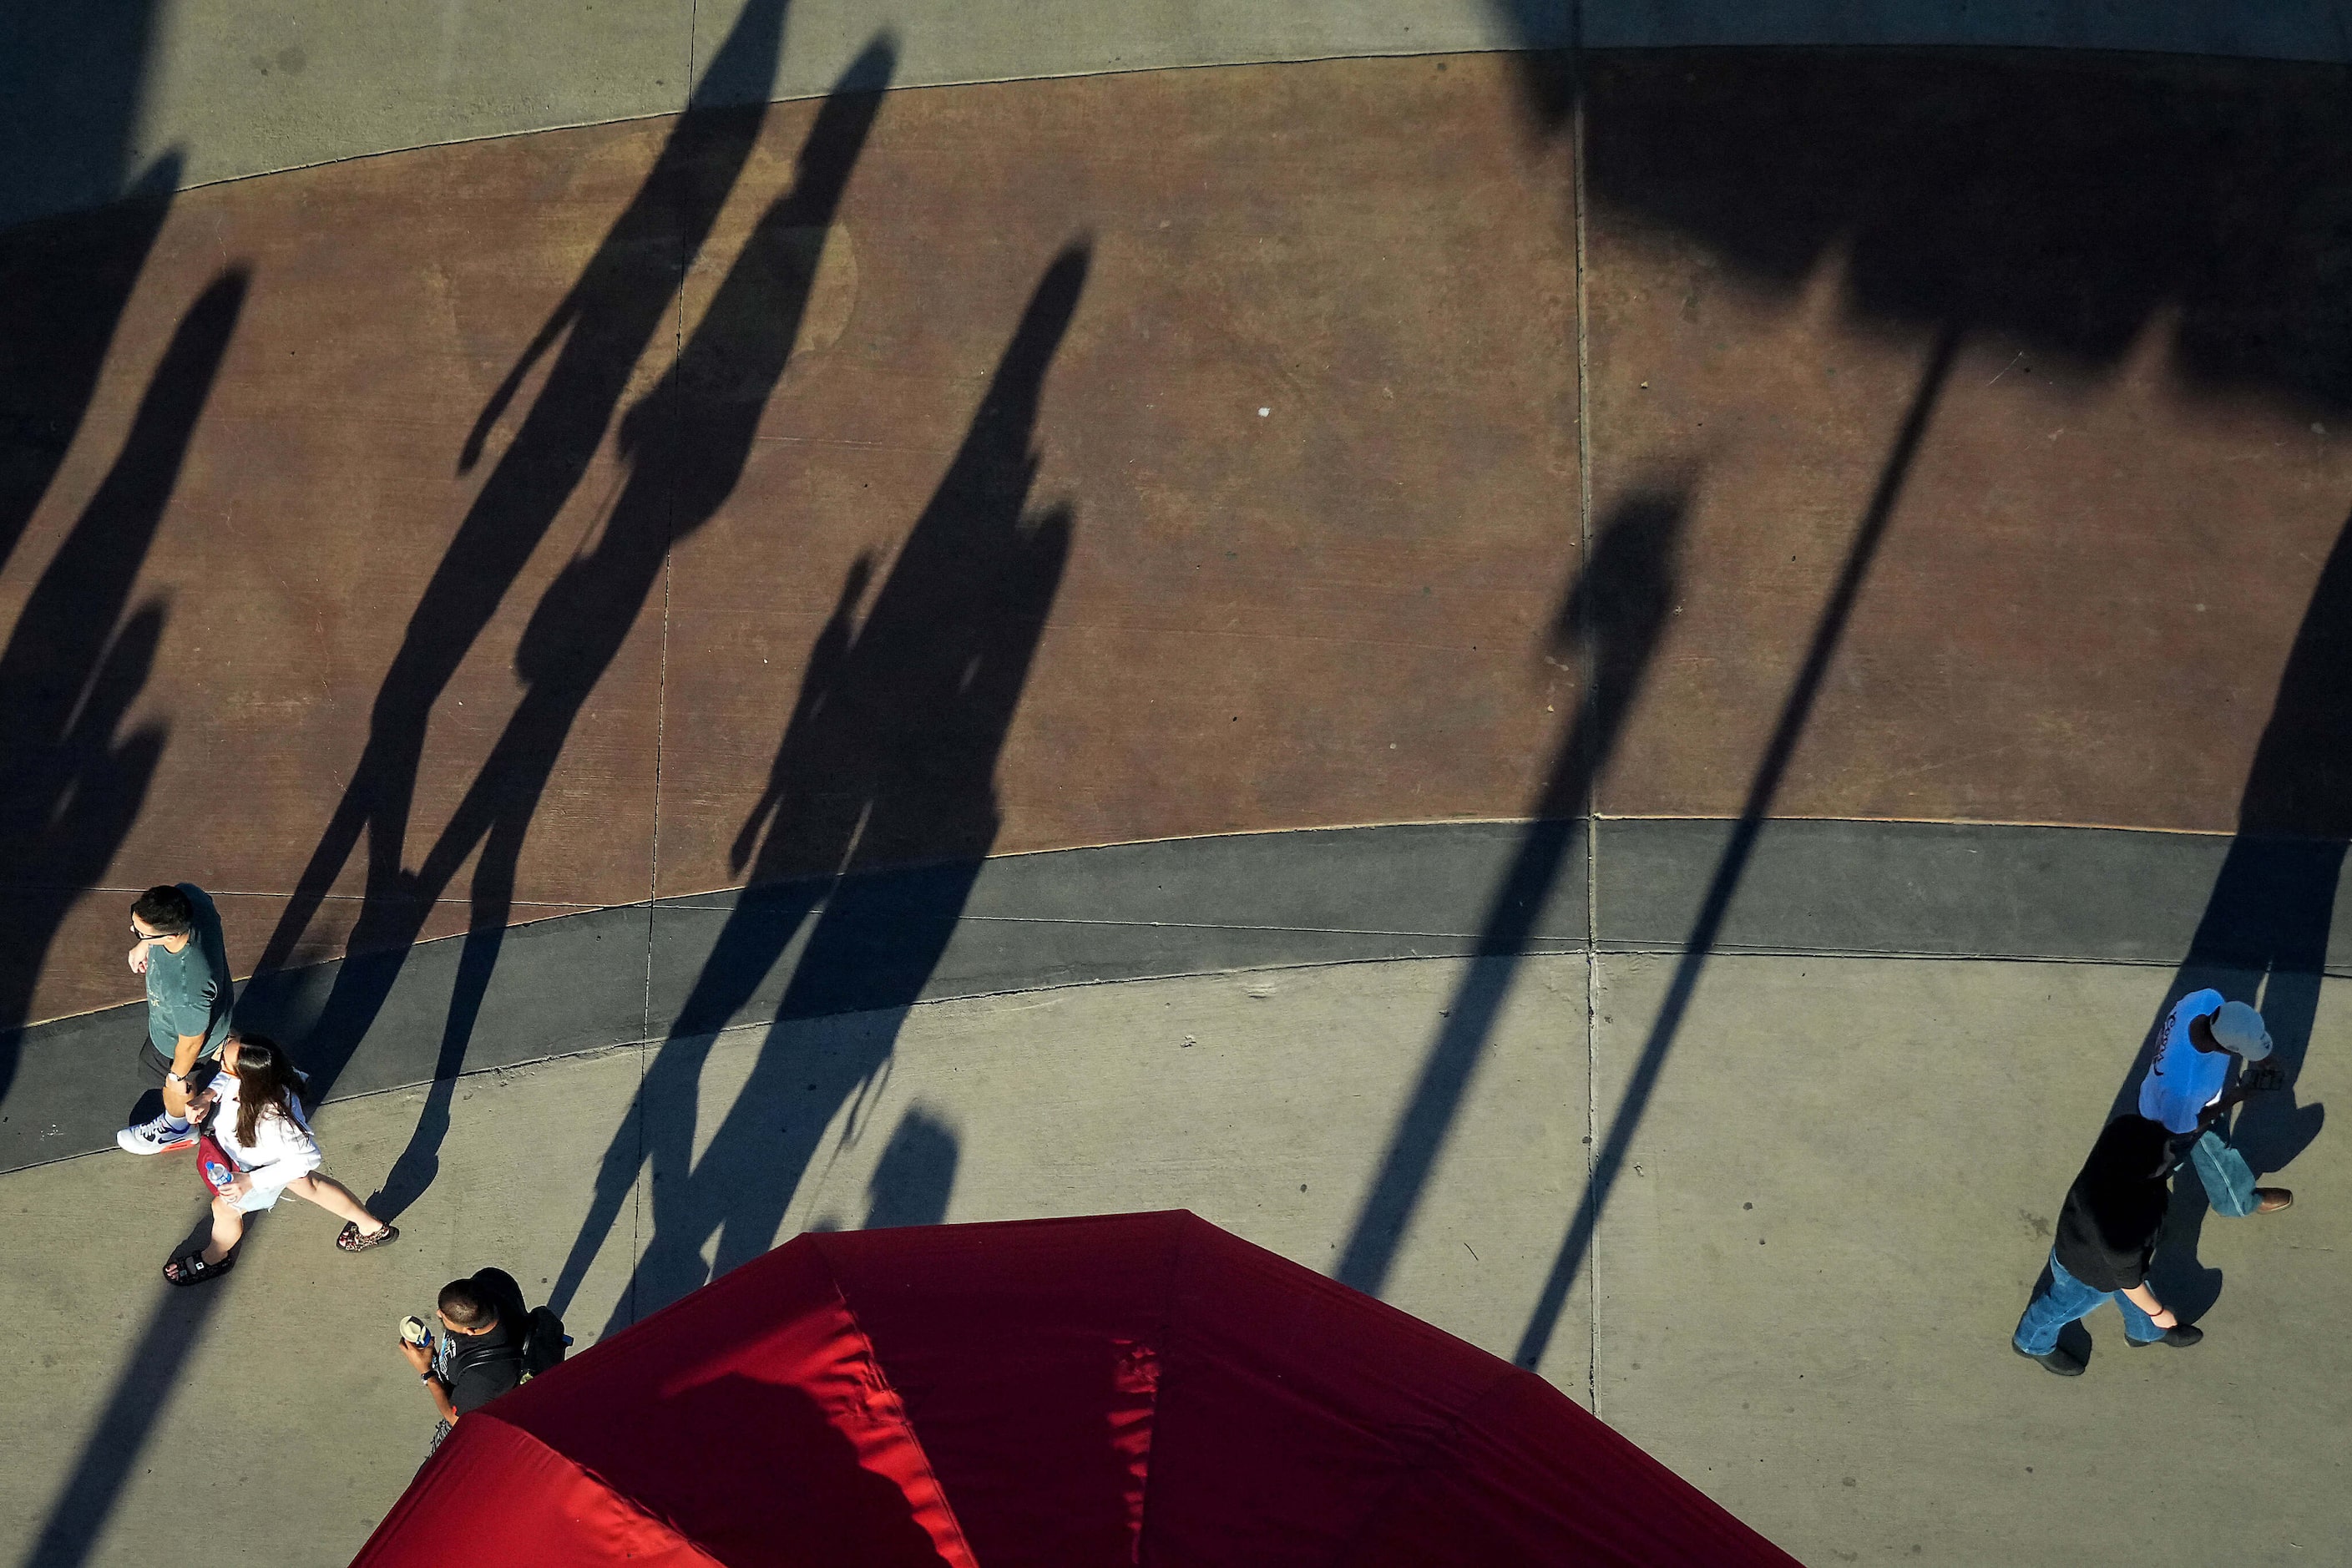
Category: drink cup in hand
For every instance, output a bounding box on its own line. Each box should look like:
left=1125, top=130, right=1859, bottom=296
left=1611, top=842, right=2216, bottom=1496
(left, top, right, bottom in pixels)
left=400, top=1315, right=432, bottom=1350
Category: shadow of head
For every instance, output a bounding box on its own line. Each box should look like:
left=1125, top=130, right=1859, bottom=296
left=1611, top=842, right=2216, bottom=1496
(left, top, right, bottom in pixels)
left=1552, top=488, right=1689, bottom=760
left=863, top=1107, right=959, bottom=1230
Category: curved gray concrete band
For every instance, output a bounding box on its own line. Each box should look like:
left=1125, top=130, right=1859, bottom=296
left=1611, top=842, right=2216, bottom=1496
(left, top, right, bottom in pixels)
left=11, top=1, right=2352, bottom=229
left=5, top=817, right=2342, bottom=1173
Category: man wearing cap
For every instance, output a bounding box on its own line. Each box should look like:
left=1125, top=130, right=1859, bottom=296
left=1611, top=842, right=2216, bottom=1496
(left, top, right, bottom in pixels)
left=2138, top=989, right=2292, bottom=1216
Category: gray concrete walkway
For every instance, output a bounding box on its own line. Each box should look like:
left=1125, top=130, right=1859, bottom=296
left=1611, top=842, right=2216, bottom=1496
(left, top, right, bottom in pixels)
left=15, top=0, right=2352, bottom=227
left=5, top=952, right=2341, bottom=1565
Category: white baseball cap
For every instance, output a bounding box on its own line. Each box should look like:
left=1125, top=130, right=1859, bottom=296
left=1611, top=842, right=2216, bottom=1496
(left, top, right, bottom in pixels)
left=2210, top=999, right=2274, bottom=1062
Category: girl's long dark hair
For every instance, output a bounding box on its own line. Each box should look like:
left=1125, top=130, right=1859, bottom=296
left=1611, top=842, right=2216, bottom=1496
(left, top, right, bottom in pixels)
left=229, top=1034, right=303, bottom=1147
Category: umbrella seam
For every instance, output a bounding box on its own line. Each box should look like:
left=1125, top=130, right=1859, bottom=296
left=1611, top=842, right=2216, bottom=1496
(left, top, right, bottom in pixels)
left=1133, top=1211, right=1196, bottom=1565
left=814, top=1236, right=987, bottom=1568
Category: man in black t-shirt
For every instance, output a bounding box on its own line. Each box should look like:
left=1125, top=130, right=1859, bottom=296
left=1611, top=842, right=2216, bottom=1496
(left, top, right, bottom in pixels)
left=2012, top=1115, right=2202, bottom=1375
left=398, top=1271, right=527, bottom=1454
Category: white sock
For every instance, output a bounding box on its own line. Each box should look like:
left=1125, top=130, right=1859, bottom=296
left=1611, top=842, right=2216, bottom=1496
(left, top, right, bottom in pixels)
left=163, top=1115, right=190, bottom=1131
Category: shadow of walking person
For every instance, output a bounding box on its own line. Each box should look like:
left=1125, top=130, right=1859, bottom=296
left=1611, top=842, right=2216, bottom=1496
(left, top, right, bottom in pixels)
left=2103, top=508, right=2349, bottom=1306
left=234, top=0, right=801, bottom=1092
left=553, top=244, right=1090, bottom=1329
left=0, top=271, right=246, bottom=1108
left=352, top=37, right=898, bottom=1222
left=3, top=271, right=255, bottom=1568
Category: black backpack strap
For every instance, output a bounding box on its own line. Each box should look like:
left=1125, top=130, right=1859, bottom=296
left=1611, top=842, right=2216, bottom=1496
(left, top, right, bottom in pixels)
left=448, top=1336, right=525, bottom=1378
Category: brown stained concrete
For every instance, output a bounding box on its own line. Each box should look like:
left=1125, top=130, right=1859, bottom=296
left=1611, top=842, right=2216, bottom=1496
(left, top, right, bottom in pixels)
left=5, top=51, right=1583, bottom=1029
left=23, top=49, right=2352, bottom=1029
left=1581, top=50, right=2352, bottom=832
left=655, top=57, right=1581, bottom=887
left=0, top=118, right=692, bottom=1023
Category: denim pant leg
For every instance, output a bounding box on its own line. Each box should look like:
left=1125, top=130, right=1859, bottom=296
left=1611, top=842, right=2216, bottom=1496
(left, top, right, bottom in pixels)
left=2112, top=1287, right=2161, bottom=1344
left=2015, top=1252, right=2106, bottom=1355
left=2191, top=1129, right=2259, bottom=1217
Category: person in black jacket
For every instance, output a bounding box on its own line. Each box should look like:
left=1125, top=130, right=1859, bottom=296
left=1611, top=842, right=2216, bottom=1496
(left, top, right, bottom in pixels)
left=2013, top=1115, right=2202, bottom=1375
left=400, top=1271, right=528, bottom=1454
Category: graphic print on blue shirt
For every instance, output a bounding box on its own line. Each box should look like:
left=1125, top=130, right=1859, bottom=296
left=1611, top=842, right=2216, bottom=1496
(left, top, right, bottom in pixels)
left=2139, top=986, right=2229, bottom=1134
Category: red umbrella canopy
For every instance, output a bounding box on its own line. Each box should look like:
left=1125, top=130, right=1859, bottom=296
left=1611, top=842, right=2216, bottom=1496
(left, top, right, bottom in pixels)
left=351, top=1211, right=1798, bottom=1567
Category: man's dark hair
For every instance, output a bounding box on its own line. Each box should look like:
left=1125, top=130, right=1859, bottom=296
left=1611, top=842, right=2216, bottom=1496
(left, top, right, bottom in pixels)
left=130, top=885, right=195, bottom=936
left=438, top=1279, right=496, bottom=1329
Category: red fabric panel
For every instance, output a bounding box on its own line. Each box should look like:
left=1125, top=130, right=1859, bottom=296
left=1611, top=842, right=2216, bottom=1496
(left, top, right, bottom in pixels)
left=1138, top=1215, right=1519, bottom=1567
left=814, top=1215, right=1186, bottom=1568
left=490, top=1237, right=976, bottom=1568
left=1344, top=1371, right=1805, bottom=1568
left=347, top=1411, right=724, bottom=1568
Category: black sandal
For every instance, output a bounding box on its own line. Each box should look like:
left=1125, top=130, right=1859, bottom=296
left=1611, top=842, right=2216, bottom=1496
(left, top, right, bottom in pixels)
left=163, top=1249, right=235, bottom=1287
left=338, top=1221, right=401, bottom=1253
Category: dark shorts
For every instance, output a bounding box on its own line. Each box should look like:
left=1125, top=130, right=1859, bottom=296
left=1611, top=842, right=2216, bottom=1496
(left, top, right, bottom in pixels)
left=136, top=1040, right=220, bottom=1092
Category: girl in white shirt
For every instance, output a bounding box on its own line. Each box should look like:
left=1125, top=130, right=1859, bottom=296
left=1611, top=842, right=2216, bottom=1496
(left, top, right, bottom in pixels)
left=163, top=1033, right=399, bottom=1286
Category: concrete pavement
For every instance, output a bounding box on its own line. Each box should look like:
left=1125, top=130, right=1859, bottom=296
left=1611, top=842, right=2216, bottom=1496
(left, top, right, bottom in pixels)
left=6, top=951, right=2340, bottom=1565
left=8, top=13, right=2352, bottom=1568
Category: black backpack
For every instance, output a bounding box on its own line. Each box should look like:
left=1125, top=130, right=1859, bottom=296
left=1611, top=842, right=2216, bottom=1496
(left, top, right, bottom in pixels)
left=464, top=1267, right=571, bottom=1382
left=520, top=1304, right=571, bottom=1378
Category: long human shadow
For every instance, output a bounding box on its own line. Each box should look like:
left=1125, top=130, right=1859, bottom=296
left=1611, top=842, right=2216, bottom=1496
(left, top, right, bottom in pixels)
left=1513, top=324, right=1963, bottom=1371
left=355, top=38, right=897, bottom=1222
left=8, top=276, right=252, bottom=1568
left=0, top=139, right=186, bottom=1107
left=1333, top=487, right=1687, bottom=1297
left=0, top=271, right=243, bottom=1111
left=2095, top=508, right=2352, bottom=1318
left=18, top=9, right=806, bottom=1559
left=550, top=245, right=1090, bottom=1328
left=236, top=0, right=800, bottom=1090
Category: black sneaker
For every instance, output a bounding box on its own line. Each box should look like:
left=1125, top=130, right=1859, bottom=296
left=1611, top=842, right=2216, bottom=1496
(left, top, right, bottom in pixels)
left=2131, top=1325, right=2203, bottom=1348
left=2012, top=1340, right=2086, bottom=1376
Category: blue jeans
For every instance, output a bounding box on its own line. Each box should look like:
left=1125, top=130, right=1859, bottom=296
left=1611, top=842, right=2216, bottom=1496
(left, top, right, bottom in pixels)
left=2014, top=1251, right=2160, bottom=1354
left=2188, top=1129, right=2259, bottom=1217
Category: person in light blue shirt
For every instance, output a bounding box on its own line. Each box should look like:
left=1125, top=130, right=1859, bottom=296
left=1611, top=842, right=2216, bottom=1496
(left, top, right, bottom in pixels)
left=2138, top=990, right=2292, bottom=1217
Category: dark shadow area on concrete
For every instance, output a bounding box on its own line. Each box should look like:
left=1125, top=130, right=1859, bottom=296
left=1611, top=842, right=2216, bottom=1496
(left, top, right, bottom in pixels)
left=1515, top=325, right=1961, bottom=1370
left=0, top=818, right=1610, bottom=1173
left=862, top=1107, right=960, bottom=1230
left=231, top=0, right=839, bottom=1213
left=0, top=273, right=245, bottom=1125
left=354, top=37, right=898, bottom=1225
left=0, top=4, right=173, bottom=231
left=550, top=243, right=1087, bottom=1328
left=0, top=0, right=187, bottom=1114
left=3, top=23, right=243, bottom=1568
left=1334, top=486, right=1687, bottom=1297
left=1508, top=44, right=2352, bottom=416
left=2148, top=1175, right=2224, bottom=1326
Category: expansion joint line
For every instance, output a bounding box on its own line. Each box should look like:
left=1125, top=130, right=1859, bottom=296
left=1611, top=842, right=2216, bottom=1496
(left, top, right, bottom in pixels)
left=1569, top=15, right=1601, bottom=1417
left=629, top=4, right=701, bottom=1328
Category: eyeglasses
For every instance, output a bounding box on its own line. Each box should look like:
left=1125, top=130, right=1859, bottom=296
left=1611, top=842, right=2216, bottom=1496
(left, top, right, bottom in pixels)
left=129, top=925, right=168, bottom=943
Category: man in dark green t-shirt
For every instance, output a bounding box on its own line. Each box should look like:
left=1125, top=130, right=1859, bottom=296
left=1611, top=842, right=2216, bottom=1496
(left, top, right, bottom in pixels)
left=115, top=883, right=235, bottom=1154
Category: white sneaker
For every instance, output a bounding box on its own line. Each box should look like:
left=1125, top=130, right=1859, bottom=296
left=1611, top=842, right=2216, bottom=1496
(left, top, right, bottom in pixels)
left=118, top=1115, right=196, bottom=1155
